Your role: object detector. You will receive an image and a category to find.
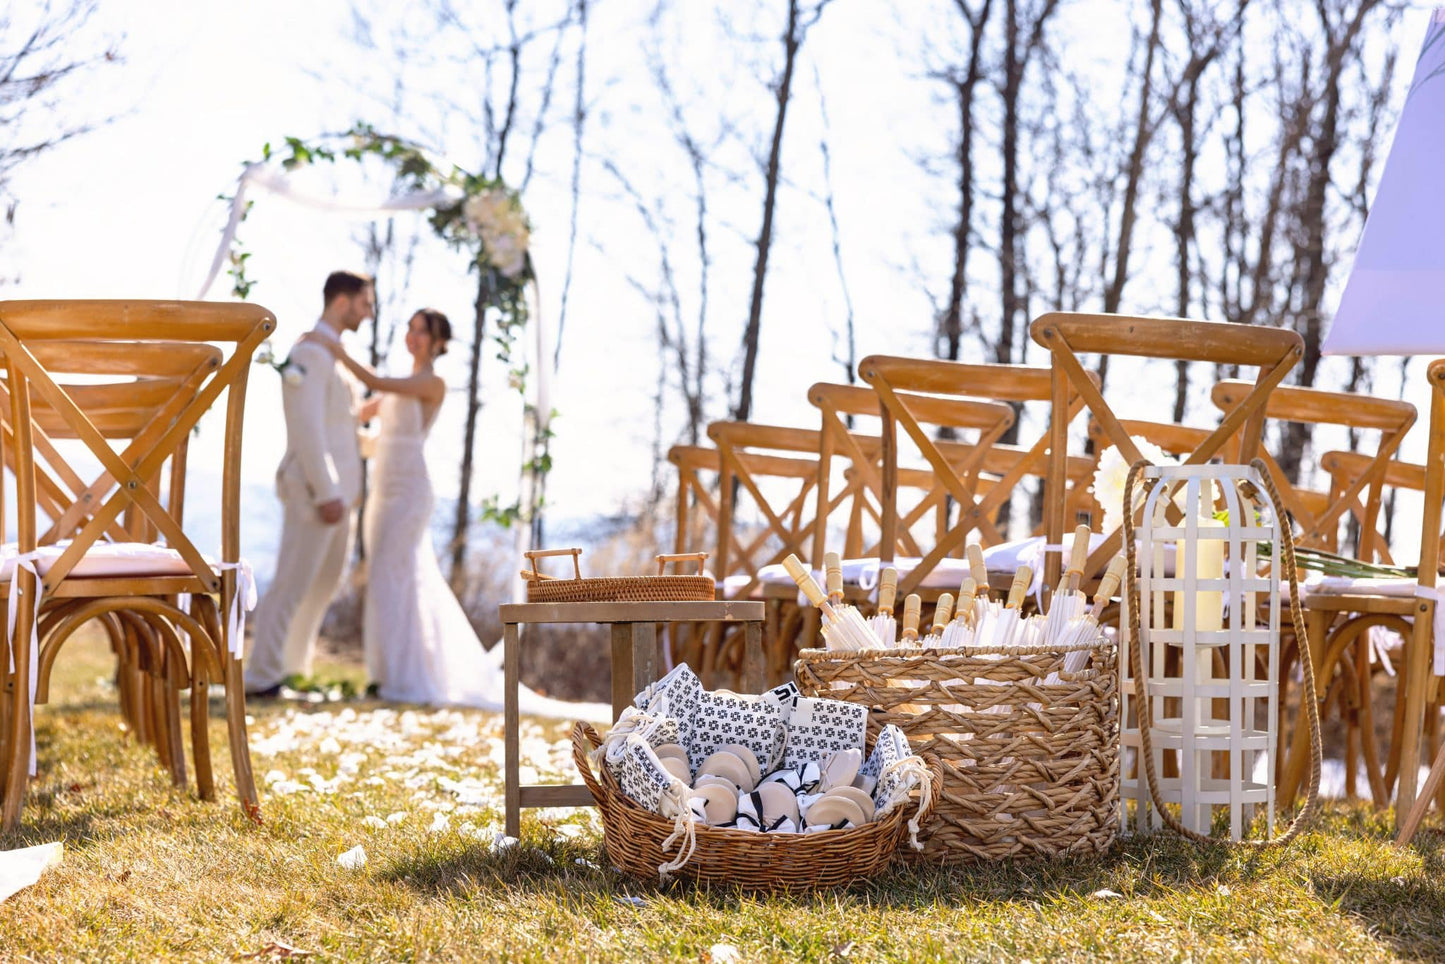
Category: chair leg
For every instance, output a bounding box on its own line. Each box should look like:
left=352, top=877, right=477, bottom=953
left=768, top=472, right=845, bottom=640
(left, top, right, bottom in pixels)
left=1279, top=608, right=1335, bottom=808
left=2, top=580, right=37, bottom=831
left=224, top=654, right=260, bottom=820
left=163, top=648, right=188, bottom=790
left=191, top=671, right=214, bottom=802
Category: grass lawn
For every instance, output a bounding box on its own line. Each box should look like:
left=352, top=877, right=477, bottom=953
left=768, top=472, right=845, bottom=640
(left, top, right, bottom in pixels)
left=3, top=628, right=1445, bottom=962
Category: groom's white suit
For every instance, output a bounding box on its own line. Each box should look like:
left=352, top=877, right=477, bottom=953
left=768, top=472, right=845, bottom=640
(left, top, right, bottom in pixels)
left=244, top=323, right=362, bottom=691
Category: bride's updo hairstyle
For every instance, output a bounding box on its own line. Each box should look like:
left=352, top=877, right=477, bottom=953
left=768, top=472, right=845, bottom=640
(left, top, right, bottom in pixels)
left=415, top=308, right=452, bottom=356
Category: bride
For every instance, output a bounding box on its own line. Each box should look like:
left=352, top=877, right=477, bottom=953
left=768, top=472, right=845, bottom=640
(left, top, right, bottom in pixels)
left=304, top=309, right=607, bottom=720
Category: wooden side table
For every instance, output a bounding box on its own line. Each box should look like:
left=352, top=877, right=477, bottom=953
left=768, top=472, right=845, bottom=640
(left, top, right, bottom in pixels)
left=500, top=599, right=766, bottom=836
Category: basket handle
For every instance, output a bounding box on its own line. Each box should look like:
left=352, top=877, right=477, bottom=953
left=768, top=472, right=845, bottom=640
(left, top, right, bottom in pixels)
left=525, top=548, right=583, bottom=582
left=570, top=721, right=608, bottom=802
left=656, top=552, right=708, bottom=575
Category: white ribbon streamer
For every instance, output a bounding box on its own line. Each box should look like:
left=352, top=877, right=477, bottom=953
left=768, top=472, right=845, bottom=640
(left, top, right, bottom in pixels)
left=6, top=553, right=42, bottom=775
left=196, top=162, right=464, bottom=300
left=214, top=560, right=258, bottom=659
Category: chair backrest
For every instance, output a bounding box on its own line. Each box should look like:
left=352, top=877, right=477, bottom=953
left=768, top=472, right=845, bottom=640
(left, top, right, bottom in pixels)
left=0, top=341, right=224, bottom=547
left=1318, top=451, right=1442, bottom=566
left=0, top=300, right=274, bottom=599
left=704, top=421, right=830, bottom=598
left=805, top=381, right=1016, bottom=567
left=1031, top=311, right=1303, bottom=584
left=857, top=355, right=1088, bottom=596
left=1212, top=379, right=1416, bottom=554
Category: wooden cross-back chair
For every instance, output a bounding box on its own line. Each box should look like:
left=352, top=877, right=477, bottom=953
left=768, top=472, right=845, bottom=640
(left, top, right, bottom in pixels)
left=1271, top=372, right=1439, bottom=826
left=0, top=342, right=219, bottom=784
left=0, top=299, right=272, bottom=830
left=1031, top=312, right=1303, bottom=588
left=1320, top=451, right=1444, bottom=567
left=690, top=422, right=837, bottom=685
left=806, top=381, right=1016, bottom=571
left=1212, top=379, right=1417, bottom=553
left=857, top=355, right=1093, bottom=597
left=1206, top=381, right=1417, bottom=807
left=706, top=422, right=831, bottom=598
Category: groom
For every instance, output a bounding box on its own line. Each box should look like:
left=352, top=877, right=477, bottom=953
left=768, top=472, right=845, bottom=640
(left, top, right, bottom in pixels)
left=244, top=270, right=374, bottom=697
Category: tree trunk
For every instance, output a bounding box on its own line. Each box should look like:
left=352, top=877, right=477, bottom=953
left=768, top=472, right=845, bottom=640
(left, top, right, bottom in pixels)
left=449, top=273, right=490, bottom=590
left=734, top=0, right=804, bottom=423
left=940, top=0, right=993, bottom=362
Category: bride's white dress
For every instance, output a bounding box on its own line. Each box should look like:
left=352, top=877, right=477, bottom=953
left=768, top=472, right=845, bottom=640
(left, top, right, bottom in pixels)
left=363, top=393, right=609, bottom=721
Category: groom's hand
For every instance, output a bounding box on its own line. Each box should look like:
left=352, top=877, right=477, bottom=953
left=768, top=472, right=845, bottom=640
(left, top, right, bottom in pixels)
left=317, top=498, right=346, bottom=525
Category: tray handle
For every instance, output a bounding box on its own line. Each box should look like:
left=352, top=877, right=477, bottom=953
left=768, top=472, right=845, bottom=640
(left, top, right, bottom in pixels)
left=656, top=551, right=709, bottom=575
left=524, top=547, right=583, bottom=582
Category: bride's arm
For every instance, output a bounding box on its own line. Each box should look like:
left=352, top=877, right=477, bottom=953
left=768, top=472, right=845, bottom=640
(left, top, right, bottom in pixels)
left=302, top=335, right=444, bottom=404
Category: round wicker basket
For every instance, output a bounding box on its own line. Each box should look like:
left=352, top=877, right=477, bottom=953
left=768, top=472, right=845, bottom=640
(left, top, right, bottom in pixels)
left=571, top=722, right=939, bottom=891
left=793, top=636, right=1119, bottom=865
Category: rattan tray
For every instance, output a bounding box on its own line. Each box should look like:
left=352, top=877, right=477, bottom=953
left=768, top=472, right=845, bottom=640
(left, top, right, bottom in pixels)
left=522, top=548, right=716, bottom=604
left=571, top=721, right=938, bottom=891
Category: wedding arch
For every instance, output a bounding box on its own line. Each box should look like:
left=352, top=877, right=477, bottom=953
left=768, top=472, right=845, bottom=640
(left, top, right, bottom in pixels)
left=198, top=124, right=554, bottom=580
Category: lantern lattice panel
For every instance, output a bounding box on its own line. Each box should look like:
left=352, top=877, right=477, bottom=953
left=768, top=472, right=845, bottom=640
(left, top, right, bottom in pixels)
left=1120, top=463, right=1280, bottom=841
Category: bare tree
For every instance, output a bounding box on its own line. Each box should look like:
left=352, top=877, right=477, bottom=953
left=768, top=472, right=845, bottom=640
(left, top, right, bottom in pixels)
left=0, top=1, right=120, bottom=270
left=1166, top=0, right=1247, bottom=420
left=995, top=0, right=1060, bottom=367
left=933, top=0, right=994, bottom=362
left=733, top=0, right=835, bottom=422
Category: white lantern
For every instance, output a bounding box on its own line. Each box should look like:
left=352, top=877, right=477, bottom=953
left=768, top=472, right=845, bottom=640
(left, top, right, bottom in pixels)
left=1120, top=463, right=1280, bottom=841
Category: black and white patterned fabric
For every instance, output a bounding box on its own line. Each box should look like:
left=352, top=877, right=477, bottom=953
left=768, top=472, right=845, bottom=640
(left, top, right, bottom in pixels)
left=607, top=735, right=677, bottom=813
left=633, top=663, right=703, bottom=726
left=779, top=696, right=868, bottom=770
left=866, top=724, right=917, bottom=813
left=686, top=688, right=787, bottom=773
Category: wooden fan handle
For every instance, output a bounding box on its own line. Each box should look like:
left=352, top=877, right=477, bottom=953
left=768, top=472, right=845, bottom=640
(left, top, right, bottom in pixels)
left=783, top=554, right=829, bottom=608
left=824, top=552, right=844, bottom=601
left=966, top=544, right=988, bottom=597
left=1006, top=565, right=1033, bottom=609
left=1065, top=524, right=1092, bottom=587
left=1092, top=554, right=1126, bottom=613
left=902, top=593, right=922, bottom=639
left=931, top=593, right=954, bottom=634
left=878, top=567, right=898, bottom=615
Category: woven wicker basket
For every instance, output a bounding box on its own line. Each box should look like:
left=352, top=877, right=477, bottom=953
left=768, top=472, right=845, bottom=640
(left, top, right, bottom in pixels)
left=793, top=636, right=1119, bottom=865
left=523, top=548, right=715, bottom=604
left=571, top=722, right=939, bottom=891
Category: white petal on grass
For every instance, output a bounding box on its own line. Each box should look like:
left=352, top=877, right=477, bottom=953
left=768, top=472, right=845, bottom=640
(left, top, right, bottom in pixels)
left=336, top=846, right=367, bottom=870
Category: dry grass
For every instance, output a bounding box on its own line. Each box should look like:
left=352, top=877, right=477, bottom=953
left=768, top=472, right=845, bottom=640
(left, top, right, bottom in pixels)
left=3, top=628, right=1445, bottom=962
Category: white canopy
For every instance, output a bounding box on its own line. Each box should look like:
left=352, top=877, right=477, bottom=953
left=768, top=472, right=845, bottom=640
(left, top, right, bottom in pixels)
left=1323, top=10, right=1445, bottom=357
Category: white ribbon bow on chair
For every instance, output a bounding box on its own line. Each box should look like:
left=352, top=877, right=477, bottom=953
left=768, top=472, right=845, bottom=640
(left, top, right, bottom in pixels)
left=6, top=551, right=44, bottom=776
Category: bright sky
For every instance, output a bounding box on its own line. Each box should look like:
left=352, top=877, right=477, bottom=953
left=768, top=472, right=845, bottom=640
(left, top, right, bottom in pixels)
left=5, top=1, right=1441, bottom=570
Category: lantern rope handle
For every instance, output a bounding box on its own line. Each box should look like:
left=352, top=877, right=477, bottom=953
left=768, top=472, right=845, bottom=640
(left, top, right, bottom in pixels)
left=1123, top=458, right=1321, bottom=846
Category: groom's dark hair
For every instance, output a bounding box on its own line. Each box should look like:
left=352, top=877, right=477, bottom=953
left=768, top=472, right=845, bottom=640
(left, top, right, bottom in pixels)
left=322, top=270, right=373, bottom=305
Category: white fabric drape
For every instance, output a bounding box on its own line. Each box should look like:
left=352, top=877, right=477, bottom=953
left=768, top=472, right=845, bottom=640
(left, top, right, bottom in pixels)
left=1323, top=9, right=1445, bottom=356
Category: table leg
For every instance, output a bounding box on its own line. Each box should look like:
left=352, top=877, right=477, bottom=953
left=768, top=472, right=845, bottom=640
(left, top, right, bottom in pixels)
left=504, top=622, right=520, bottom=838
left=611, top=624, right=634, bottom=721
left=744, top=621, right=764, bottom=693
left=631, top=621, right=659, bottom=704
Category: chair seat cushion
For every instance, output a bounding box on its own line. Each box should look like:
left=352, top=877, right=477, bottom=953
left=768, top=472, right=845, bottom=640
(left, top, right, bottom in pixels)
left=1304, top=575, right=1418, bottom=597
left=0, top=541, right=197, bottom=581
